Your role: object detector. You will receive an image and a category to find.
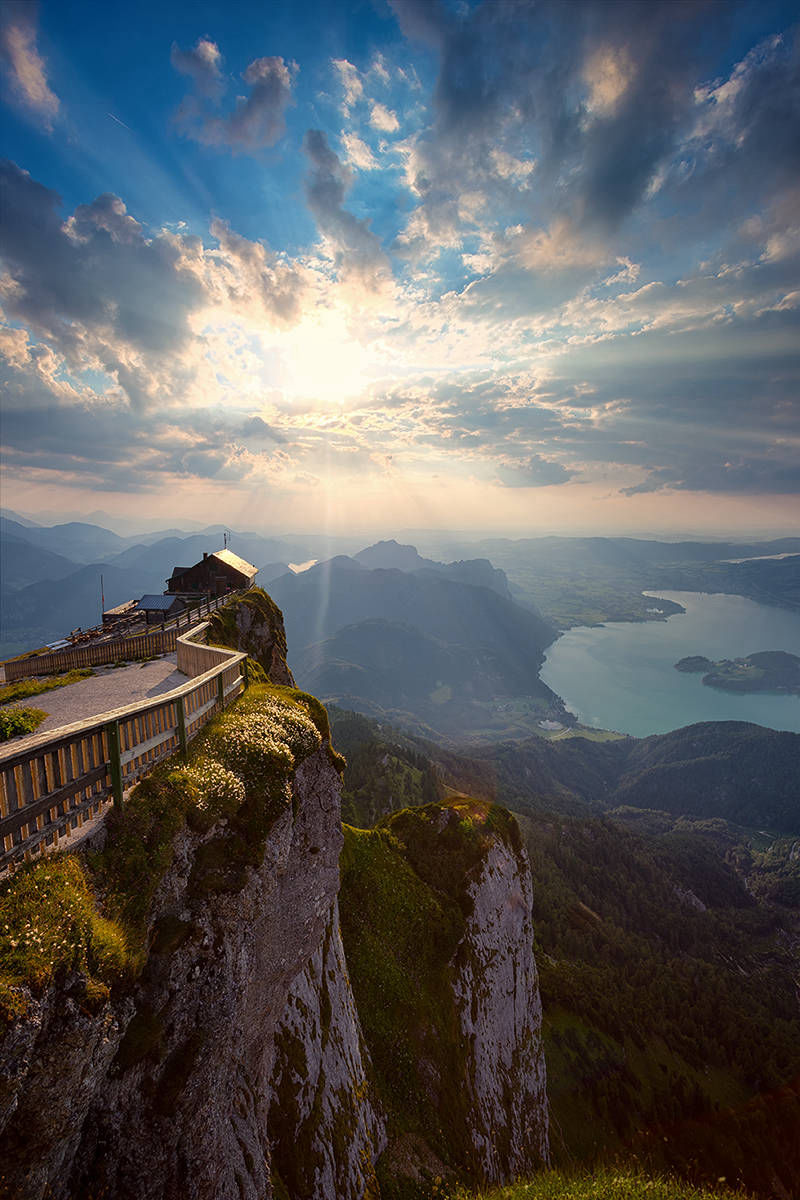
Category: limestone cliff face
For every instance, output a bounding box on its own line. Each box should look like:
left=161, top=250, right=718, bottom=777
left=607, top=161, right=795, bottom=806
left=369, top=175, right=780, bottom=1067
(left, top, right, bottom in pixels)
left=0, top=744, right=347, bottom=1200
left=453, top=836, right=549, bottom=1180
left=339, top=801, right=550, bottom=1194
left=269, top=900, right=386, bottom=1199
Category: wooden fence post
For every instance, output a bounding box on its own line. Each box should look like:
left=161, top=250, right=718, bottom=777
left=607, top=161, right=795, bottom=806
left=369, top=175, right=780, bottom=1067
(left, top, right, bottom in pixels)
left=177, top=696, right=187, bottom=758
left=106, top=721, right=124, bottom=809
left=217, top=673, right=225, bottom=709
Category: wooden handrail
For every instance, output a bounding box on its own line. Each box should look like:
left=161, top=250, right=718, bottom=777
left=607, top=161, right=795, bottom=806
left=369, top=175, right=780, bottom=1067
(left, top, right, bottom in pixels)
left=2, top=590, right=246, bottom=682
left=0, top=623, right=248, bottom=870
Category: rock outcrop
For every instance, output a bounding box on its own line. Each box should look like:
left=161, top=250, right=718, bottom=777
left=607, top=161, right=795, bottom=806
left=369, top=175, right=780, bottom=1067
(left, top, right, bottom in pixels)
left=207, top=587, right=295, bottom=685
left=452, top=834, right=549, bottom=1179
left=0, top=733, right=350, bottom=1200
left=339, top=800, right=550, bottom=1195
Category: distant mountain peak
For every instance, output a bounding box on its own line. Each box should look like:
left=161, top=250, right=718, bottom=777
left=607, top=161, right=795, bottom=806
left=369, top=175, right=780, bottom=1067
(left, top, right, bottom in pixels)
left=354, top=539, right=440, bottom=571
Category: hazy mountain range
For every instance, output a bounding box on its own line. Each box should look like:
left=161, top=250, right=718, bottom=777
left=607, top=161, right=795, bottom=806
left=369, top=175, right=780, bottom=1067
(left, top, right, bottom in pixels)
left=264, top=544, right=558, bottom=739
left=4, top=517, right=800, bottom=743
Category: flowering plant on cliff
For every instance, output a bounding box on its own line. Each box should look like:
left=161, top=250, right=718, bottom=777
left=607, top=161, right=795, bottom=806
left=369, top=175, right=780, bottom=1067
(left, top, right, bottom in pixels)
left=207, top=697, right=321, bottom=789
left=179, top=758, right=246, bottom=815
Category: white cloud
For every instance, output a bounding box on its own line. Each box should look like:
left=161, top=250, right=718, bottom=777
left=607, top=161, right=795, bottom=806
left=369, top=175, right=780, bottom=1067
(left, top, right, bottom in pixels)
left=332, top=58, right=363, bottom=114
left=341, top=132, right=378, bottom=171
left=173, top=43, right=296, bottom=152
left=0, top=9, right=59, bottom=128
left=170, top=38, right=224, bottom=98
left=490, top=148, right=535, bottom=185
left=369, top=101, right=399, bottom=132
left=582, top=44, right=635, bottom=116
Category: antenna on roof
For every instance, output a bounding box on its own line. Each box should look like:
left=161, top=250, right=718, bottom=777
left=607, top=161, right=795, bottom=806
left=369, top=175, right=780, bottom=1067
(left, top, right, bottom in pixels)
left=223, top=530, right=228, bottom=549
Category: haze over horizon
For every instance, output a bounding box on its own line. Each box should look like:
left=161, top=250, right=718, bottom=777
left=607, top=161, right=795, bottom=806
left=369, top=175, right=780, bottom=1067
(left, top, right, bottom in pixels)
left=1, top=0, right=799, bottom=536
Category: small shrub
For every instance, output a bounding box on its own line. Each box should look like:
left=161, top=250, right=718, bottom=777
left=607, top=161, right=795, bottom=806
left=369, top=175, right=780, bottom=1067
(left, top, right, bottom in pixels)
left=0, top=707, right=47, bottom=742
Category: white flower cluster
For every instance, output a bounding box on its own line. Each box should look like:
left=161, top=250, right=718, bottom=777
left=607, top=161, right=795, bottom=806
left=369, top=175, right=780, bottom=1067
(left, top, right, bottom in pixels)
left=183, top=758, right=246, bottom=813
left=209, top=697, right=321, bottom=790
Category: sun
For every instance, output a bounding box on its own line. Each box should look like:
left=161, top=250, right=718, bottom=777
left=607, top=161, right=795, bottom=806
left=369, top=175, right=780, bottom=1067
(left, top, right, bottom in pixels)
left=272, top=309, right=382, bottom=407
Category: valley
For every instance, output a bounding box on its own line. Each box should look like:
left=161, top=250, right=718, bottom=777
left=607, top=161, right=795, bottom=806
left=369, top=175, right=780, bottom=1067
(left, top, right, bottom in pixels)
left=330, top=705, right=800, bottom=1197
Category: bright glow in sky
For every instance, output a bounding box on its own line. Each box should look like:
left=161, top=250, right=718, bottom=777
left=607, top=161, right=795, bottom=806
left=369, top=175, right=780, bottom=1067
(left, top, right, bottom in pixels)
left=0, top=0, right=799, bottom=535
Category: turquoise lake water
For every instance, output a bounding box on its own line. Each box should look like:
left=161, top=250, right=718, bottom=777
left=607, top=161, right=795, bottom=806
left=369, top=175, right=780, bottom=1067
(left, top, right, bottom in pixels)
left=540, top=591, right=800, bottom=737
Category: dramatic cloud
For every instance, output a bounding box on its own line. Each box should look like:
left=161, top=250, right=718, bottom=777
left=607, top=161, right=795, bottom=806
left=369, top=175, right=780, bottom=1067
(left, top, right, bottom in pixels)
left=1, top=6, right=798, bottom=526
left=389, top=0, right=800, bottom=264
left=205, top=219, right=306, bottom=325
left=0, top=3, right=59, bottom=128
left=173, top=40, right=296, bottom=152
left=302, top=130, right=389, bottom=285
left=495, top=455, right=576, bottom=488
left=0, top=161, right=204, bottom=405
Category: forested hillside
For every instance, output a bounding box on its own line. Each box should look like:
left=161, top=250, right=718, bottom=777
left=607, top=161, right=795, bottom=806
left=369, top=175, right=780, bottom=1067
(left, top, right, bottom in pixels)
left=330, top=708, right=800, bottom=1197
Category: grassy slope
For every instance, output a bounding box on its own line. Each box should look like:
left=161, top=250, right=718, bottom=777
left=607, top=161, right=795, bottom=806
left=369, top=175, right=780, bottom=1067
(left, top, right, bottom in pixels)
left=448, top=1168, right=750, bottom=1200
left=518, top=810, right=800, bottom=1195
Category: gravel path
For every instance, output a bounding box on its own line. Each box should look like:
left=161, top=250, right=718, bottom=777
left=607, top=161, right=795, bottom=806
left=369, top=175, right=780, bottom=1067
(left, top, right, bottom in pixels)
left=5, top=654, right=187, bottom=738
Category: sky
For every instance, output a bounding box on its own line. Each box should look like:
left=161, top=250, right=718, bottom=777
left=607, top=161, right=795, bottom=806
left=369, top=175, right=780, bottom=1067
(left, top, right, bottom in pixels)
left=0, top=0, right=799, bottom=537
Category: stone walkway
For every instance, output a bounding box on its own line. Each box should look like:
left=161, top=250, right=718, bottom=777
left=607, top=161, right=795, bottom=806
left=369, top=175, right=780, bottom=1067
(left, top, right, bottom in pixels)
left=4, top=654, right=187, bottom=740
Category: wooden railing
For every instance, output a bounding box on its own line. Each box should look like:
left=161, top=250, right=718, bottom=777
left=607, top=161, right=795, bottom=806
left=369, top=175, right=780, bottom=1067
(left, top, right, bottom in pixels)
left=3, top=592, right=241, bottom=682
left=0, top=624, right=248, bottom=870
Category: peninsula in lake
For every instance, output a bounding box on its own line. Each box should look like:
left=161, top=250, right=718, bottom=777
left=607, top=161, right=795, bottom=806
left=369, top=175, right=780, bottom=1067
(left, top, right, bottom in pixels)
left=675, top=650, right=800, bottom=695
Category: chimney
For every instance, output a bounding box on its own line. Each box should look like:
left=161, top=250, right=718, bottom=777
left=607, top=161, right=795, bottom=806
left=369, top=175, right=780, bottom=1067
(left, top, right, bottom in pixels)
left=203, top=552, right=208, bottom=561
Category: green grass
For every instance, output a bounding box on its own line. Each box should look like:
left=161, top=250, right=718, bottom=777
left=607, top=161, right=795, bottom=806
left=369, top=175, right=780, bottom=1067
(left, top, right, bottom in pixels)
left=0, top=668, right=95, bottom=706
left=0, top=707, right=47, bottom=742
left=0, top=856, right=130, bottom=1023
left=445, top=1168, right=748, bottom=1200
left=339, top=823, right=466, bottom=1151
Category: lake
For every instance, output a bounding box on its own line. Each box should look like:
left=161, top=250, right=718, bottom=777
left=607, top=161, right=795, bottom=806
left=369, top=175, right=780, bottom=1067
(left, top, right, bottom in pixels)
left=540, top=591, right=800, bottom=737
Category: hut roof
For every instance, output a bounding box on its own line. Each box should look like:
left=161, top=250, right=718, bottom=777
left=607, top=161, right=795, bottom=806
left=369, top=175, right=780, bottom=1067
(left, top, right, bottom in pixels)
left=210, top=548, right=258, bottom=578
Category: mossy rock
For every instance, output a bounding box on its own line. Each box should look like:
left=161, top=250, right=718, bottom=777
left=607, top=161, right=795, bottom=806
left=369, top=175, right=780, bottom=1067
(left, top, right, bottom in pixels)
left=206, top=588, right=292, bottom=684
left=0, top=681, right=332, bottom=1035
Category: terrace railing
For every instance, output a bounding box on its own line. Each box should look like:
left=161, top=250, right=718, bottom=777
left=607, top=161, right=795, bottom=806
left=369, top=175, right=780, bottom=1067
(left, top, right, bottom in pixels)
left=3, top=592, right=241, bottom=683
left=0, top=624, right=248, bottom=870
